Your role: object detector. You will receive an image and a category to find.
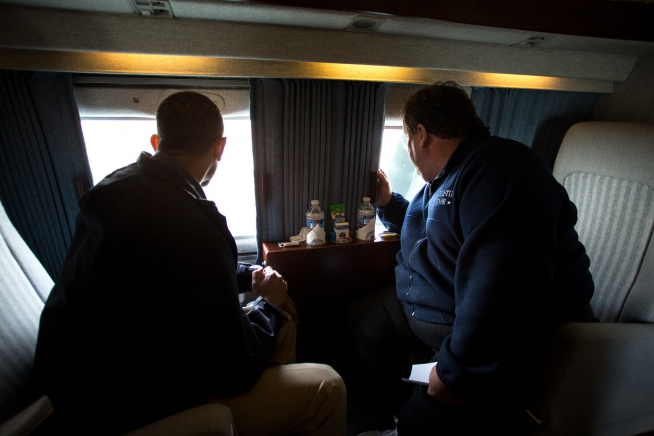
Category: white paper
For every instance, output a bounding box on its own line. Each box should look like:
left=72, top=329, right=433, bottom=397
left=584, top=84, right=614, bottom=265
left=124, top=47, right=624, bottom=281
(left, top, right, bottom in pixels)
left=402, top=362, right=436, bottom=386
left=355, top=217, right=376, bottom=241
left=306, top=225, right=326, bottom=245
left=289, top=227, right=309, bottom=243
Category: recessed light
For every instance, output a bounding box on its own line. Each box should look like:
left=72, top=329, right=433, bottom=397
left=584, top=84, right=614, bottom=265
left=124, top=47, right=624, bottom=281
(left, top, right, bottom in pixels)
left=353, top=19, right=377, bottom=29
left=345, top=15, right=385, bottom=32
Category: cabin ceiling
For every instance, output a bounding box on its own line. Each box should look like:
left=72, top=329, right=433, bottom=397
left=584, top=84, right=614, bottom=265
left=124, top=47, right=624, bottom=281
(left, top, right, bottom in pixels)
left=244, top=0, right=654, bottom=43
left=0, top=0, right=653, bottom=92
left=1, top=0, right=652, bottom=54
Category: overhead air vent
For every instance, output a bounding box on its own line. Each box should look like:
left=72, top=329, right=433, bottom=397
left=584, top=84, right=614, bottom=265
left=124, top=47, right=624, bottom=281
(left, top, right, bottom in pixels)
left=510, top=35, right=553, bottom=49
left=130, top=0, right=174, bottom=18
left=345, top=15, right=386, bottom=32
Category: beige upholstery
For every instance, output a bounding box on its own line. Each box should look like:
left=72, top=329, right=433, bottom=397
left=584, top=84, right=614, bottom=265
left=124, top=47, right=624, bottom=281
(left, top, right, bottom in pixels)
left=0, top=396, right=53, bottom=436
left=0, top=198, right=235, bottom=436
left=530, top=122, right=654, bottom=435
left=123, top=404, right=235, bottom=436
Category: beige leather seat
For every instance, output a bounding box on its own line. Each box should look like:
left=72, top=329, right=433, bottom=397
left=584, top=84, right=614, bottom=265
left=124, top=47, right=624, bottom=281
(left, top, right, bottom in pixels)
left=529, top=122, right=654, bottom=435
left=0, top=198, right=235, bottom=436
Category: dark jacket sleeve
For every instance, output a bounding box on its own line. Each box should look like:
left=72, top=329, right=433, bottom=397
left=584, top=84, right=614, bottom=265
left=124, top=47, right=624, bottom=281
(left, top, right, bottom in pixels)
left=236, top=262, right=254, bottom=292
left=377, top=192, right=410, bottom=234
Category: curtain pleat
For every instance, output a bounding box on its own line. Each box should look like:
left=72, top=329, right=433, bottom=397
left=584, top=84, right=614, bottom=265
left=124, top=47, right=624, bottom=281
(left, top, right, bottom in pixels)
left=250, top=79, right=385, bottom=262
left=0, top=71, right=92, bottom=279
left=470, top=88, right=600, bottom=170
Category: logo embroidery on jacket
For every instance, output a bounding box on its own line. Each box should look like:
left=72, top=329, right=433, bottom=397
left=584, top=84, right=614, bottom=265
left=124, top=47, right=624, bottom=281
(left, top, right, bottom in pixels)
left=435, top=189, right=453, bottom=205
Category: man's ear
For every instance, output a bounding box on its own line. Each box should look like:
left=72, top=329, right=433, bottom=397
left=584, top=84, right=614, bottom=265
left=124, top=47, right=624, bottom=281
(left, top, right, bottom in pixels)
left=416, top=124, right=429, bottom=148
left=150, top=134, right=159, bottom=151
left=215, top=137, right=227, bottom=161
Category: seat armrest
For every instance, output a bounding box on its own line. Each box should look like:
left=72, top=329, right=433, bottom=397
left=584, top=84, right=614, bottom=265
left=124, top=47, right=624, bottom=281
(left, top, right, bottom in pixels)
left=122, top=403, right=235, bottom=436
left=530, top=322, right=654, bottom=436
left=0, top=396, right=53, bottom=436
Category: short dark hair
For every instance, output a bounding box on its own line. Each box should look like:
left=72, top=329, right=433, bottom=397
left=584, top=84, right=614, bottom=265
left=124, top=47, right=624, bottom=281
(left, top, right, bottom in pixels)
left=156, top=91, right=224, bottom=156
left=401, top=81, right=483, bottom=139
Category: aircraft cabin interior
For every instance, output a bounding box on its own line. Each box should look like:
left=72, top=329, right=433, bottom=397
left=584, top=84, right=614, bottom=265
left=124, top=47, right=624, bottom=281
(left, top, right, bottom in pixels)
left=0, top=0, right=653, bottom=435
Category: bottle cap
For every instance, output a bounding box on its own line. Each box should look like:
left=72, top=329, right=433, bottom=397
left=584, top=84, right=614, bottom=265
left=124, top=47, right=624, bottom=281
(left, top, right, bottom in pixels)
left=311, top=200, right=319, bottom=205
left=363, top=197, right=371, bottom=202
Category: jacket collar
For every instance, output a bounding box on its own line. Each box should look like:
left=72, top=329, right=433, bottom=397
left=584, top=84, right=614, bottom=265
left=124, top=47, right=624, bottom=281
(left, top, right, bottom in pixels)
left=137, top=151, right=207, bottom=200
left=428, top=124, right=490, bottom=195
left=137, top=152, right=238, bottom=266
left=447, top=123, right=491, bottom=165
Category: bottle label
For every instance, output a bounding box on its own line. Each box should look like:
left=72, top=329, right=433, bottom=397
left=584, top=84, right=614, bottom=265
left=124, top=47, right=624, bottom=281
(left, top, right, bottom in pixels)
left=307, top=218, right=324, bottom=230
left=358, top=214, right=373, bottom=229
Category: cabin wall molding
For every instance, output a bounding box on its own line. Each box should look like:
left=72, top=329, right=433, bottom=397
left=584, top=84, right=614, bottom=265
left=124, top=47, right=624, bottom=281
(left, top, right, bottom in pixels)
left=0, top=48, right=614, bottom=94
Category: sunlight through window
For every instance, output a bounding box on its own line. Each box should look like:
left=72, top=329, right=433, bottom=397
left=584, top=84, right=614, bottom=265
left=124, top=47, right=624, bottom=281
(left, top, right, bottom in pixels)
left=81, top=119, right=257, bottom=239
left=376, top=127, right=425, bottom=234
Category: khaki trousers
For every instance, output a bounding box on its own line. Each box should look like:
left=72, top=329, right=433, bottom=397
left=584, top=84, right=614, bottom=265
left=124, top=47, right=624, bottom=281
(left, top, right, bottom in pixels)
left=210, top=319, right=347, bottom=436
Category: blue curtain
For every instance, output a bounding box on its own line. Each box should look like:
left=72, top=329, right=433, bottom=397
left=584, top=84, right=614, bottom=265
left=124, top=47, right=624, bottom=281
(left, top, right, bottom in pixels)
left=249, top=79, right=385, bottom=262
left=470, top=88, right=600, bottom=170
left=0, top=71, right=92, bottom=279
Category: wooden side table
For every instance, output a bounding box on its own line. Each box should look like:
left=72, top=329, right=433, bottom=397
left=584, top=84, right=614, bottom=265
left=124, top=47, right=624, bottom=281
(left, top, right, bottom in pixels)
left=262, top=238, right=401, bottom=379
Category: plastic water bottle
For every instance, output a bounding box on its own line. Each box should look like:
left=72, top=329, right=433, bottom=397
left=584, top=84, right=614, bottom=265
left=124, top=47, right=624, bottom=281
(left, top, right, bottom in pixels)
left=306, top=200, right=325, bottom=230
left=357, top=197, right=375, bottom=230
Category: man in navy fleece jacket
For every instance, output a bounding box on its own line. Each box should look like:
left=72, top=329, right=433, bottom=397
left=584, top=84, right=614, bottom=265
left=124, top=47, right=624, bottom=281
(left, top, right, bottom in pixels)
left=349, top=82, right=595, bottom=436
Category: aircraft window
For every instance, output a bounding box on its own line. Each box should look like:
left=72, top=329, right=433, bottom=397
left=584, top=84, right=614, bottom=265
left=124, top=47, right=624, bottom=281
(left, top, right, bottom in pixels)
left=378, top=83, right=437, bottom=234
left=80, top=118, right=257, bottom=246
left=376, top=126, right=424, bottom=234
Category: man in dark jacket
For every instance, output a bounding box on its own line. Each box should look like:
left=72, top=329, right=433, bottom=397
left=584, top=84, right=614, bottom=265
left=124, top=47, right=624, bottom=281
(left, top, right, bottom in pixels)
left=350, top=82, right=594, bottom=436
left=34, top=91, right=346, bottom=436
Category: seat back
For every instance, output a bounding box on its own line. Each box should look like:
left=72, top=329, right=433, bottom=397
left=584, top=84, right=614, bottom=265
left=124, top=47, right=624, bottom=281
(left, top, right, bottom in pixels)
left=0, top=199, right=53, bottom=424
left=552, top=122, right=654, bottom=323
left=528, top=122, right=654, bottom=435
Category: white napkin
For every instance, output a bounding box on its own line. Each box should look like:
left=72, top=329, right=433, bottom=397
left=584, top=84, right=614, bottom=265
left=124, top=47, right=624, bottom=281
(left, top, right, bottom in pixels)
left=278, top=227, right=309, bottom=247
left=290, top=227, right=309, bottom=243
left=355, top=217, right=376, bottom=241
left=279, top=226, right=326, bottom=247
left=306, top=225, right=326, bottom=245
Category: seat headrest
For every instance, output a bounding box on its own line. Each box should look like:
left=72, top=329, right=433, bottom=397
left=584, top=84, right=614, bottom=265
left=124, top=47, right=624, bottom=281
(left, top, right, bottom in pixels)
left=553, top=122, right=654, bottom=188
